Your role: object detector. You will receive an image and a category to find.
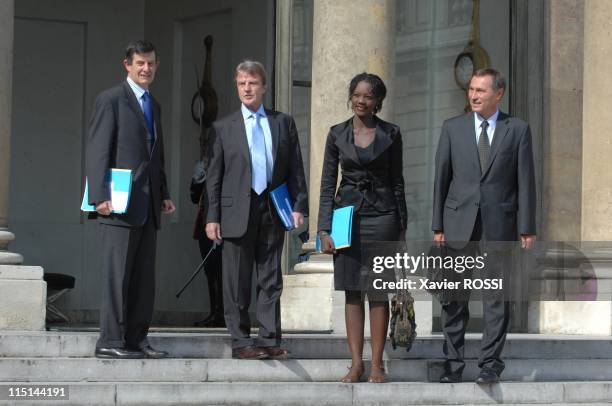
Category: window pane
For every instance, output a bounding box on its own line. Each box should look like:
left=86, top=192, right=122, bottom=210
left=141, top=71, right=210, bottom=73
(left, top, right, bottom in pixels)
left=287, top=0, right=313, bottom=272
left=394, top=0, right=509, bottom=240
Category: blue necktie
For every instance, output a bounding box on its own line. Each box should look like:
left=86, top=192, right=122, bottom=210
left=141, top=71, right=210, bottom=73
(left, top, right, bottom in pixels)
left=142, top=91, right=155, bottom=152
left=251, top=113, right=267, bottom=194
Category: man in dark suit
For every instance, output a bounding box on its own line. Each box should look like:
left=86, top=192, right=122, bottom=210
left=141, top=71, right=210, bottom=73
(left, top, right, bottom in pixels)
left=205, top=60, right=308, bottom=359
left=432, top=68, right=536, bottom=383
left=86, top=40, right=175, bottom=359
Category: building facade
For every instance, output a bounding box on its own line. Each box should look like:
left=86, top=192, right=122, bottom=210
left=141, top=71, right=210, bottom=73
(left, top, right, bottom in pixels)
left=0, top=0, right=610, bottom=334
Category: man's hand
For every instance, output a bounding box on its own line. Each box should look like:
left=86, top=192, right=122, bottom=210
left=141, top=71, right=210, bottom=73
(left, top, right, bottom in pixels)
left=95, top=200, right=113, bottom=216
left=433, top=231, right=445, bottom=247
left=162, top=199, right=176, bottom=214
left=292, top=212, right=305, bottom=228
left=521, top=234, right=536, bottom=250
left=206, top=222, right=222, bottom=241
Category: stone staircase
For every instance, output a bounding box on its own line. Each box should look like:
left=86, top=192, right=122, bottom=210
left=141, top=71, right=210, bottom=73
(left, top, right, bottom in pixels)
left=1, top=331, right=611, bottom=405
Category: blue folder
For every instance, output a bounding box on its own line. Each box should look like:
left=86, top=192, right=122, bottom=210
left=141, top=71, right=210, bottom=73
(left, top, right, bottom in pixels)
left=81, top=169, right=133, bottom=214
left=316, top=205, right=354, bottom=252
left=269, top=183, right=295, bottom=230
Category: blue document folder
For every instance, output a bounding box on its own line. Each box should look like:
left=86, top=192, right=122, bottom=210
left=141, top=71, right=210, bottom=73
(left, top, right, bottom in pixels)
left=81, top=169, right=133, bottom=214
left=316, top=205, right=354, bottom=252
left=269, top=183, right=295, bottom=230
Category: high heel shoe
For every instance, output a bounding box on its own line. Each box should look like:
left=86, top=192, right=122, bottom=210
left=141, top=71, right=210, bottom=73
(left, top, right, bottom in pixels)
left=340, top=363, right=365, bottom=383
left=367, top=364, right=386, bottom=383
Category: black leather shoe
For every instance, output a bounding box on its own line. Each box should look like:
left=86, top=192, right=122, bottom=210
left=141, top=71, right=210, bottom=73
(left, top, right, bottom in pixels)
left=439, top=372, right=462, bottom=383
left=475, top=368, right=500, bottom=384
left=194, top=313, right=226, bottom=328
left=95, top=347, right=144, bottom=359
left=140, top=345, right=168, bottom=359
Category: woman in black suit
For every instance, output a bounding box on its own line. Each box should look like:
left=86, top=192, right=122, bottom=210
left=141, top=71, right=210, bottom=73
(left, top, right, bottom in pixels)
left=318, top=73, right=407, bottom=383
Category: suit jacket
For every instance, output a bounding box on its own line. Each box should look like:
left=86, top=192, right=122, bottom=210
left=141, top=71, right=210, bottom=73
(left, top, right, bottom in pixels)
left=432, top=111, right=536, bottom=243
left=205, top=108, right=308, bottom=238
left=192, top=184, right=209, bottom=240
left=317, top=116, right=408, bottom=232
left=86, top=81, right=170, bottom=229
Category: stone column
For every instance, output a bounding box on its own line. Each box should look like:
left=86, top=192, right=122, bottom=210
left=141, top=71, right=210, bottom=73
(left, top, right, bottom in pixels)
left=581, top=1, right=612, bottom=240
left=306, top=0, right=396, bottom=239
left=578, top=0, right=612, bottom=334
left=542, top=0, right=583, bottom=242
left=530, top=0, right=612, bottom=335
left=0, top=0, right=22, bottom=265
left=282, top=0, right=432, bottom=335
left=0, top=0, right=45, bottom=330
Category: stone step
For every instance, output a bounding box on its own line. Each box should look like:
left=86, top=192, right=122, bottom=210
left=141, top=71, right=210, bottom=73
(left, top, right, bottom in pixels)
left=1, top=357, right=611, bottom=383
left=1, top=331, right=611, bottom=359
left=1, top=381, right=611, bottom=405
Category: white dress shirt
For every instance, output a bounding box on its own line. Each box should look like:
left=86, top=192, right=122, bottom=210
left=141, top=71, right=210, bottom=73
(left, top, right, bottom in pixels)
left=474, top=109, right=500, bottom=145
left=126, top=76, right=147, bottom=111
left=241, top=104, right=274, bottom=181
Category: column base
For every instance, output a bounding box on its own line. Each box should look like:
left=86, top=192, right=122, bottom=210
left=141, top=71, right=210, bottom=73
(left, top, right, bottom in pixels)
left=414, top=300, right=433, bottom=336
left=0, top=265, right=46, bottom=330
left=528, top=301, right=611, bottom=335
left=528, top=249, right=612, bottom=335
left=0, top=229, right=23, bottom=265
left=281, top=252, right=340, bottom=332
left=0, top=251, right=24, bottom=264
left=281, top=272, right=335, bottom=332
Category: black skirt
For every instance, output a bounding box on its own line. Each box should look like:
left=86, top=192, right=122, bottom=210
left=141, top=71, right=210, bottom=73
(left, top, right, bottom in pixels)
left=333, top=209, right=400, bottom=291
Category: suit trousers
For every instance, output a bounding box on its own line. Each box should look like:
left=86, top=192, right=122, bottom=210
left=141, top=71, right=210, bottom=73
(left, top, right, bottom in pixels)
left=221, top=190, right=285, bottom=349
left=96, top=205, right=157, bottom=350
left=198, top=236, right=223, bottom=313
left=441, top=212, right=511, bottom=376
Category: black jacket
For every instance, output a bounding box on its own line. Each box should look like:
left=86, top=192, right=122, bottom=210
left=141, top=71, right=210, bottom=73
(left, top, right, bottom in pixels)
left=86, top=81, right=170, bottom=229
left=317, top=116, right=408, bottom=232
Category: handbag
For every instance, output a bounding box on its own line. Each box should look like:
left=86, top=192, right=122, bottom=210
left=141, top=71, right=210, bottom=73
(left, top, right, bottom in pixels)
left=389, top=290, right=417, bottom=351
left=389, top=256, right=417, bottom=351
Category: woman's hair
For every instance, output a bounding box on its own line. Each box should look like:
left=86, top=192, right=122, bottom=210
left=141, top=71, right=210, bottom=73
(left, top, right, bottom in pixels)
left=347, top=72, right=387, bottom=113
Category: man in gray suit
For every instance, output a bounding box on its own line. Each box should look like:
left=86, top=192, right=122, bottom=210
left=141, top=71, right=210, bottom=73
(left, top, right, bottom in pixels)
left=206, top=60, right=308, bottom=359
left=432, top=68, right=536, bottom=383
left=86, top=40, right=175, bottom=359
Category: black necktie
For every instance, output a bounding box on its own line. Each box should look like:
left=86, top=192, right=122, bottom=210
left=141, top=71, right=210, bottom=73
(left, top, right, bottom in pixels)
left=478, top=120, right=490, bottom=173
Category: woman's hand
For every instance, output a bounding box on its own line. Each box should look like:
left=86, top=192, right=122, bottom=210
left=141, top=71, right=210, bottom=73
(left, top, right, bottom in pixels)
left=319, top=232, right=336, bottom=254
